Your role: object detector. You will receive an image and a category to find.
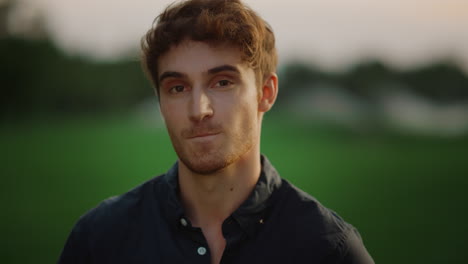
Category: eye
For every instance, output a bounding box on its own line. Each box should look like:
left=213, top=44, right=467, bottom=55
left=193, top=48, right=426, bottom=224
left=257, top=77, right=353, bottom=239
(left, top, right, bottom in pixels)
left=214, top=79, right=233, bottom=88
left=169, top=85, right=186, bottom=94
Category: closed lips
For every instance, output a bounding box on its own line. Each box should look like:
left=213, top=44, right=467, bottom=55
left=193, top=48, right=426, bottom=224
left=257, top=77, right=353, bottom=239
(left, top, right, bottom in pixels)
left=190, top=132, right=219, bottom=138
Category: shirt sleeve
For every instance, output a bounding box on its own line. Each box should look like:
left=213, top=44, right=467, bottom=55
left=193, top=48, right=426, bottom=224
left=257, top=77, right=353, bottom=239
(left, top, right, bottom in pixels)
left=339, top=227, right=374, bottom=264
left=57, top=217, right=91, bottom=264
left=322, top=227, right=375, bottom=264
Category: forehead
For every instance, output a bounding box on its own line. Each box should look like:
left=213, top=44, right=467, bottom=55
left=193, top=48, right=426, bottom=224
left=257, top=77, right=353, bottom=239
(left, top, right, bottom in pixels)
left=158, top=40, right=247, bottom=77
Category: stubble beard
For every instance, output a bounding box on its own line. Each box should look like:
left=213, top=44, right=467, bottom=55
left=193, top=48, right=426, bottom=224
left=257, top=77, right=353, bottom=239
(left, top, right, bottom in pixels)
left=169, top=124, right=255, bottom=175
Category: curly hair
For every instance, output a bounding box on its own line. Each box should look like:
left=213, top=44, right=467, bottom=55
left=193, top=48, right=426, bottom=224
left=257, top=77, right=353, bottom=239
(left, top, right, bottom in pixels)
left=141, top=0, right=278, bottom=95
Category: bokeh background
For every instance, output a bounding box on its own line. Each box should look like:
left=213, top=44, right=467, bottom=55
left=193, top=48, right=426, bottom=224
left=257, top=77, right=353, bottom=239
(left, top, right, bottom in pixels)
left=1, top=0, right=468, bottom=263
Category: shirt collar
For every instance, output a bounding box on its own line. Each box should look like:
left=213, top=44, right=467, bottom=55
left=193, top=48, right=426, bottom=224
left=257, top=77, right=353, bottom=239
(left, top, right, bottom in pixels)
left=160, top=155, right=283, bottom=236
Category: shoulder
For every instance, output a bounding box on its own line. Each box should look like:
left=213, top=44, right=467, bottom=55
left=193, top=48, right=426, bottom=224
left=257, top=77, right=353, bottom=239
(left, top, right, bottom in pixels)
left=272, top=179, right=374, bottom=263
left=91, top=174, right=165, bottom=219
left=276, top=179, right=349, bottom=235
left=58, top=175, right=168, bottom=263
left=74, top=174, right=167, bottom=237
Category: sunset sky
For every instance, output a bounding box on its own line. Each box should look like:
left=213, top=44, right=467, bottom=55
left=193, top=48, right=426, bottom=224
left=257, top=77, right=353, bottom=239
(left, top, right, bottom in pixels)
left=9, top=0, right=468, bottom=71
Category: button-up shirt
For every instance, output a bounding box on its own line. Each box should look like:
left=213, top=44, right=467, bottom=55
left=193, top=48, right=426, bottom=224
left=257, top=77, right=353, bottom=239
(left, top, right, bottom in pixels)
left=58, top=156, right=374, bottom=263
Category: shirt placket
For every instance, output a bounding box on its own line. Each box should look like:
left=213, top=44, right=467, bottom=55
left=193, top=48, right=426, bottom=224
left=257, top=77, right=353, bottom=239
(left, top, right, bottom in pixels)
left=177, top=215, right=212, bottom=264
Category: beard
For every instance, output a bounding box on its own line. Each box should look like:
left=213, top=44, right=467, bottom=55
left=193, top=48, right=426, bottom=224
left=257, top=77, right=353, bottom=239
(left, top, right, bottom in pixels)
left=167, top=121, right=255, bottom=175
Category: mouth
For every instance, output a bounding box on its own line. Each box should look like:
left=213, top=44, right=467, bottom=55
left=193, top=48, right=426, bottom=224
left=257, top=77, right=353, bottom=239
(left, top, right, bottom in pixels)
left=189, top=132, right=220, bottom=139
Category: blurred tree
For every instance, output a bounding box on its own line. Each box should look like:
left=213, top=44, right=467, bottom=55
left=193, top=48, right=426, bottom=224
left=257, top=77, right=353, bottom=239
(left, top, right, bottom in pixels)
left=0, top=37, right=153, bottom=117
left=0, top=0, right=11, bottom=37
left=277, top=62, right=331, bottom=105
left=278, top=59, right=468, bottom=105
left=401, top=62, right=468, bottom=103
left=338, top=60, right=398, bottom=100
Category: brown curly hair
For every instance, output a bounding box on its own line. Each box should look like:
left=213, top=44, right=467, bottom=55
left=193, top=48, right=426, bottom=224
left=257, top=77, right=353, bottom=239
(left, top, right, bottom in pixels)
left=141, top=0, right=278, bottom=96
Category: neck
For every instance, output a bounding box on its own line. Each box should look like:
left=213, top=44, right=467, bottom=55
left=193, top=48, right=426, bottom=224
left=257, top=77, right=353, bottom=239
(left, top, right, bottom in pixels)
left=178, top=146, right=261, bottom=227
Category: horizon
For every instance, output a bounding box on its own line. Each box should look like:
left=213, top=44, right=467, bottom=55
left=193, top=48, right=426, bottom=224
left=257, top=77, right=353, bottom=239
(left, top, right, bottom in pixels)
left=6, top=0, right=468, bottom=72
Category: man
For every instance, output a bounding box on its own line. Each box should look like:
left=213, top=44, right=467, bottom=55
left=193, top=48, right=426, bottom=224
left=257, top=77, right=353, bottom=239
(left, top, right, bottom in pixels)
left=59, top=0, right=374, bottom=263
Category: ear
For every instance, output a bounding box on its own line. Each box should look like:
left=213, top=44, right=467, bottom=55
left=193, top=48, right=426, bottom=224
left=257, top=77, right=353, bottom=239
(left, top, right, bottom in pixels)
left=258, top=73, right=278, bottom=113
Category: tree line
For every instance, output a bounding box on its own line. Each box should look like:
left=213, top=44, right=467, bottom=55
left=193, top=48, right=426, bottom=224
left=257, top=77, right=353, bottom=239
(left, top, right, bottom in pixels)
left=1, top=36, right=468, bottom=118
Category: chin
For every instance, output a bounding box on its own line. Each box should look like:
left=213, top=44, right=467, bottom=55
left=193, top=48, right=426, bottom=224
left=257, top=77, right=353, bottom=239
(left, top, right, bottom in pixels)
left=170, top=126, right=256, bottom=175
left=179, top=151, right=233, bottom=175
left=178, top=142, right=253, bottom=175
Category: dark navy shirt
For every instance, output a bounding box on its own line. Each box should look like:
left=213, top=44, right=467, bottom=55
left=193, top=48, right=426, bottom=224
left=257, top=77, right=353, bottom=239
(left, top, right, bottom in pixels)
left=58, top=156, right=374, bottom=263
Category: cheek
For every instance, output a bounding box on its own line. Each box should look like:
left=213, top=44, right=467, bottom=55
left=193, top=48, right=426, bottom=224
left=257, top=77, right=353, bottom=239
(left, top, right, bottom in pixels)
left=239, top=91, right=260, bottom=116
left=218, top=86, right=258, bottom=110
left=225, top=98, right=258, bottom=129
left=160, top=103, right=183, bottom=130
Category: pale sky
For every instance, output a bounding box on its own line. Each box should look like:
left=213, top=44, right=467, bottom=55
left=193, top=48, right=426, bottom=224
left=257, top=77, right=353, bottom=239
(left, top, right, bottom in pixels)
left=9, top=0, right=468, bottom=71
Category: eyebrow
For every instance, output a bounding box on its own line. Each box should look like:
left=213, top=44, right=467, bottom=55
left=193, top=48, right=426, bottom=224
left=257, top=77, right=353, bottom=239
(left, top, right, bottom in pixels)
left=207, top=64, right=241, bottom=75
left=158, top=64, right=240, bottom=84
left=158, top=71, right=187, bottom=84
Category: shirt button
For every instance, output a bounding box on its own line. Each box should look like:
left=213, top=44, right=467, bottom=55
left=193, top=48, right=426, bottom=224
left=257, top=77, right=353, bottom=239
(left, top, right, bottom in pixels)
left=197, top=246, right=207, bottom=256
left=180, top=218, right=188, bottom=227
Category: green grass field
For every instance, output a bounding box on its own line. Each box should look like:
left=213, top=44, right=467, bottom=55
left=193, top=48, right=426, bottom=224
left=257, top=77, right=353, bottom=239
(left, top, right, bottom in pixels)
left=1, top=113, right=467, bottom=263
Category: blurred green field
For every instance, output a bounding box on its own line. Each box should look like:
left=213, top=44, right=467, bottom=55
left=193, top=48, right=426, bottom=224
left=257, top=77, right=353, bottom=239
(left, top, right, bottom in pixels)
left=1, top=113, right=467, bottom=263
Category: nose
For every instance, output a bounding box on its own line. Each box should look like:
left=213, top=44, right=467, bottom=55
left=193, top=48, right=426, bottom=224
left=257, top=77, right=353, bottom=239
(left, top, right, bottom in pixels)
left=189, top=88, right=213, bottom=122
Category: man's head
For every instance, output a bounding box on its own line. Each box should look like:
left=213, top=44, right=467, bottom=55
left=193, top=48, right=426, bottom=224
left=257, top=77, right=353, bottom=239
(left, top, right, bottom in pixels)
left=141, top=0, right=278, bottom=95
left=141, top=0, right=278, bottom=175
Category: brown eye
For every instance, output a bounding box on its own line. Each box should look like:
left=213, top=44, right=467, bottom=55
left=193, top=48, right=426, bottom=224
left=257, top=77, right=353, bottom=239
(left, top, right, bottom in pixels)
left=219, top=80, right=230, bottom=86
left=214, top=79, right=233, bottom=88
left=170, top=85, right=185, bottom=94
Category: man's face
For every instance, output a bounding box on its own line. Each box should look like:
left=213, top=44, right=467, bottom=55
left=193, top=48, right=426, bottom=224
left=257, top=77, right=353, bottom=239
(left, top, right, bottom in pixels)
left=158, top=40, right=262, bottom=174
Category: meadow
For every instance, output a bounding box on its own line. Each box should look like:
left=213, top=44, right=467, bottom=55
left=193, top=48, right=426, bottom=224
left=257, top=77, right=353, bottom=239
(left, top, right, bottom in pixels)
left=1, top=113, right=466, bottom=263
